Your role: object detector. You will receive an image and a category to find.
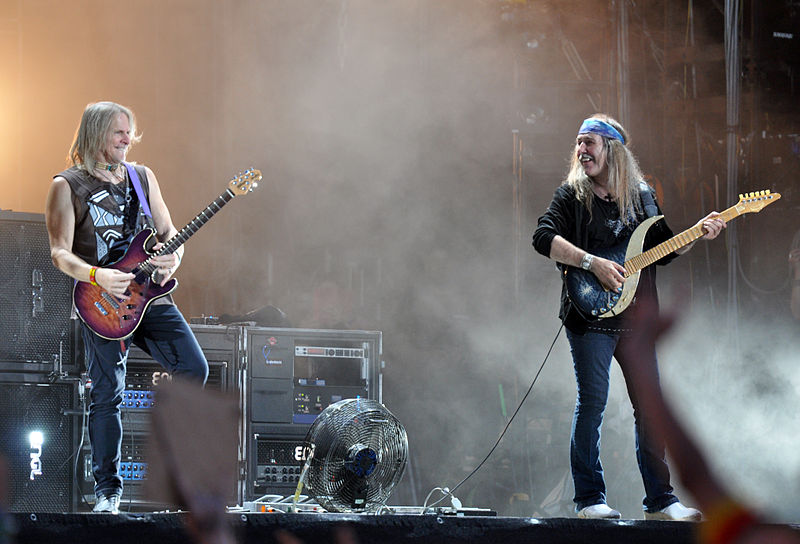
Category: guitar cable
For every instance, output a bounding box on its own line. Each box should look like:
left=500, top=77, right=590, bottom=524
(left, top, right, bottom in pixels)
left=425, top=321, right=564, bottom=509
left=72, top=376, right=91, bottom=509
left=735, top=249, right=792, bottom=295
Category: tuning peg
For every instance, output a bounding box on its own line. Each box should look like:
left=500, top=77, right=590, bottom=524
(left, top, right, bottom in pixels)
left=739, top=193, right=744, bottom=200
left=766, top=189, right=771, bottom=195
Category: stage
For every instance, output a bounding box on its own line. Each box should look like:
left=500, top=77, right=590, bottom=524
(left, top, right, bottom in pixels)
left=10, top=512, right=693, bottom=544
left=7, top=511, right=800, bottom=544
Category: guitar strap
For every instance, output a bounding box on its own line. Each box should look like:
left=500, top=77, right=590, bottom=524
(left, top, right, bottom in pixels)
left=124, top=162, right=154, bottom=219
left=639, top=181, right=658, bottom=218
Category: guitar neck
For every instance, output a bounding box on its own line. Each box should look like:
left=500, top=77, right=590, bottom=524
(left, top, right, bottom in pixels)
left=150, top=188, right=237, bottom=260
left=624, top=204, right=741, bottom=275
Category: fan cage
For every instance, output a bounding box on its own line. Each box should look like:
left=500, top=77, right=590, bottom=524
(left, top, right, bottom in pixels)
left=302, top=398, right=408, bottom=513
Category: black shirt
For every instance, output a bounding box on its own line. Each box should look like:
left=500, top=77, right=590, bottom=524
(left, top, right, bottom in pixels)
left=532, top=184, right=677, bottom=335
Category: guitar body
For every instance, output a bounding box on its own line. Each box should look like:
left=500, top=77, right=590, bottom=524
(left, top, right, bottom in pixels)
left=72, top=167, right=261, bottom=340
left=565, top=215, right=663, bottom=320
left=73, top=229, right=177, bottom=340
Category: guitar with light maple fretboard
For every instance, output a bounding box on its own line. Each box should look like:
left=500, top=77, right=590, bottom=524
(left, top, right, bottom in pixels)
left=565, top=190, right=781, bottom=320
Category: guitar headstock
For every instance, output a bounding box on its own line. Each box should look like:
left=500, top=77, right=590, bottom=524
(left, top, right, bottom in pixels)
left=735, top=190, right=781, bottom=214
left=229, top=168, right=262, bottom=195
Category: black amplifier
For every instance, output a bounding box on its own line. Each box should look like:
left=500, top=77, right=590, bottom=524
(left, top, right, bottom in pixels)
left=251, top=426, right=309, bottom=494
left=242, top=327, right=382, bottom=500
left=77, top=430, right=153, bottom=510
left=78, top=324, right=240, bottom=509
left=0, top=211, right=75, bottom=371
left=119, top=324, right=238, bottom=426
left=0, top=374, right=81, bottom=512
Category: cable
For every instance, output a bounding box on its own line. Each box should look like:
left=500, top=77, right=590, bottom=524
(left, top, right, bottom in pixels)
left=736, top=249, right=791, bottom=295
left=424, top=322, right=564, bottom=509
left=423, top=487, right=461, bottom=511
left=72, top=376, right=90, bottom=509
left=122, top=405, right=133, bottom=513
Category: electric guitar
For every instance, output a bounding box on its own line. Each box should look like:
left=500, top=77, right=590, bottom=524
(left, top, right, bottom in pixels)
left=74, top=168, right=261, bottom=340
left=565, top=190, right=781, bottom=320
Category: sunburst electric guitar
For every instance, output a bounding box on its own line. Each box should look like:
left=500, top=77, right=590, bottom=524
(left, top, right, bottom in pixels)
left=74, top=168, right=261, bottom=340
left=565, top=190, right=781, bottom=320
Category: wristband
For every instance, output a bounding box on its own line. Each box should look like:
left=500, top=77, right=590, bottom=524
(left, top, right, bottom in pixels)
left=89, top=266, right=99, bottom=286
left=580, top=253, right=594, bottom=271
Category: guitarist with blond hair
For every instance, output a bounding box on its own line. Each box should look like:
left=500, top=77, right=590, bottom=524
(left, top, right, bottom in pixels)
left=46, top=101, right=208, bottom=514
left=532, top=114, right=725, bottom=521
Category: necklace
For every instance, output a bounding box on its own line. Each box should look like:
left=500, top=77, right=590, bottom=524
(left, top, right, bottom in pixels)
left=592, top=188, right=615, bottom=202
left=94, top=163, right=125, bottom=184
left=96, top=161, right=121, bottom=172
left=106, top=173, right=132, bottom=206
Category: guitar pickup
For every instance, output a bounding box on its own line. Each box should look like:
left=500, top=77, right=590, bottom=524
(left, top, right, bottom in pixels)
left=101, top=292, right=121, bottom=310
left=94, top=301, right=109, bottom=316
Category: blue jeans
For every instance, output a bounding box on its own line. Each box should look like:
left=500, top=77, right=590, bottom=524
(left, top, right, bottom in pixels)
left=82, top=304, right=208, bottom=498
left=566, top=329, right=678, bottom=513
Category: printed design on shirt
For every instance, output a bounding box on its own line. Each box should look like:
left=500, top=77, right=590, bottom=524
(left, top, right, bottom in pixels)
left=88, top=189, right=125, bottom=262
left=90, top=190, right=110, bottom=204
left=95, top=232, right=108, bottom=262
left=604, top=208, right=639, bottom=240
left=604, top=217, right=633, bottom=240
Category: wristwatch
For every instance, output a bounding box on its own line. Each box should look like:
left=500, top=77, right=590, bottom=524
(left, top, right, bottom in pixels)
left=580, top=253, right=594, bottom=271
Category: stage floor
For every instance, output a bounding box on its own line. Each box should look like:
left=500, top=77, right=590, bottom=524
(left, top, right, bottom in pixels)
left=9, top=512, right=800, bottom=544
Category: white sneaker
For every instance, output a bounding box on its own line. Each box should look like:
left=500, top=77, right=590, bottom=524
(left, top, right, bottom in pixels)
left=577, top=503, right=621, bottom=519
left=92, top=493, right=120, bottom=514
left=645, top=501, right=702, bottom=521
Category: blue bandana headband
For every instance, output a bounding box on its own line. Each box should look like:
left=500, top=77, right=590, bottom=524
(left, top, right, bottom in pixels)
left=579, top=118, right=625, bottom=144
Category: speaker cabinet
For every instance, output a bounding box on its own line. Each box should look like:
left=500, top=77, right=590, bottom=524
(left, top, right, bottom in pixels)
left=0, top=375, right=80, bottom=512
left=0, top=211, right=74, bottom=369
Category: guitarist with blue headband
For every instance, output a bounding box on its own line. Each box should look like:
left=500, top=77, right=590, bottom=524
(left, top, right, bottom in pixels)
left=532, top=113, right=725, bottom=521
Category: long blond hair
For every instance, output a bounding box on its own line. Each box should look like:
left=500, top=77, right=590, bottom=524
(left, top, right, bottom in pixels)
left=68, top=101, right=141, bottom=173
left=563, top=113, right=644, bottom=225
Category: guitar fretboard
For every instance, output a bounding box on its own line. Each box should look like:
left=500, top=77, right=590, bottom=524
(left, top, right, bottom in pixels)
left=623, top=193, right=778, bottom=276
left=134, top=189, right=236, bottom=277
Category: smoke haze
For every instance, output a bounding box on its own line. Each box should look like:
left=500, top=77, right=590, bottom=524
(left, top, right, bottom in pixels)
left=1, top=0, right=798, bottom=519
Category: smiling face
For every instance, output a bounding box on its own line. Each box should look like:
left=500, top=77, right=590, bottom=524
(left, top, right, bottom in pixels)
left=100, top=112, right=131, bottom=164
left=576, top=132, right=607, bottom=183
